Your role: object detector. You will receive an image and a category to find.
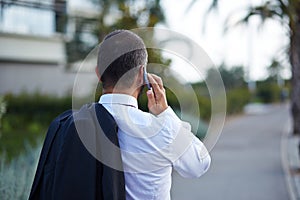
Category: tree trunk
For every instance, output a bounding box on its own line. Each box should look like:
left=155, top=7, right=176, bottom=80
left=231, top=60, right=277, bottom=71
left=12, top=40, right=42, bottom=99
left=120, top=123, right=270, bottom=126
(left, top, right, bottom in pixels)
left=291, top=4, right=300, bottom=135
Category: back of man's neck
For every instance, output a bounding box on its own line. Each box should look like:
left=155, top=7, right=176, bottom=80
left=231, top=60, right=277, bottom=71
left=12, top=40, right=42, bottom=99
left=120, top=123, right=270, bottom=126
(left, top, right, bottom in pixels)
left=103, top=89, right=138, bottom=99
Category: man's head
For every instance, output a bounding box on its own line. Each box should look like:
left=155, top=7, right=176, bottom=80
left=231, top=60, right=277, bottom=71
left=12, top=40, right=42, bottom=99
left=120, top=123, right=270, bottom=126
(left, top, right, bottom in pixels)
left=97, top=30, right=148, bottom=90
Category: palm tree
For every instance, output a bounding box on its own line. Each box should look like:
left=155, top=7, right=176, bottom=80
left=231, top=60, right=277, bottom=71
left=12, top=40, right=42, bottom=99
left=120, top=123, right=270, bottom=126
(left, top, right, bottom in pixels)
left=66, top=0, right=166, bottom=63
left=195, top=0, right=300, bottom=135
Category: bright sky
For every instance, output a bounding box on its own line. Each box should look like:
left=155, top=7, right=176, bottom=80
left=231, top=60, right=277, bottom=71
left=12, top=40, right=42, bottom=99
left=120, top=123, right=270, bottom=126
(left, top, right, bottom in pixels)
left=159, top=0, right=290, bottom=82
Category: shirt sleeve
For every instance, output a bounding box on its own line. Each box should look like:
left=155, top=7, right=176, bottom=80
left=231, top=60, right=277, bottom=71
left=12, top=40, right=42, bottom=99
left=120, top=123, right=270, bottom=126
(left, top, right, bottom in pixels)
left=158, top=107, right=211, bottom=178
left=173, top=137, right=211, bottom=178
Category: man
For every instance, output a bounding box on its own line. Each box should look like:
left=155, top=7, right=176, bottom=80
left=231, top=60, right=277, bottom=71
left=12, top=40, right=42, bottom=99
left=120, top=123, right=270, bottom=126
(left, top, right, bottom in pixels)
left=29, top=30, right=211, bottom=200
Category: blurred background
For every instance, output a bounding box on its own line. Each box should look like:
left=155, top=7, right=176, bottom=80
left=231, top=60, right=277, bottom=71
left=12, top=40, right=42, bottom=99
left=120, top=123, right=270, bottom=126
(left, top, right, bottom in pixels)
left=0, top=0, right=299, bottom=199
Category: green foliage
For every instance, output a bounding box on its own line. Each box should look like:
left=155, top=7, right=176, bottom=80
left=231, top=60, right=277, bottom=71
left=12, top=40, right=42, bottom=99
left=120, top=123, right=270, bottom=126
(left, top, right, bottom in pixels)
left=137, top=87, right=149, bottom=112
left=166, top=88, right=180, bottom=111
left=193, top=85, right=251, bottom=118
left=0, top=96, right=6, bottom=131
left=147, top=49, right=172, bottom=68
left=0, top=143, right=41, bottom=200
left=67, top=0, right=166, bottom=63
left=191, top=82, right=211, bottom=120
left=255, top=81, right=281, bottom=103
left=197, top=95, right=211, bottom=120
left=94, top=0, right=165, bottom=39
left=206, top=65, right=246, bottom=90
left=194, top=65, right=253, bottom=117
left=4, top=93, right=71, bottom=119
left=66, top=17, right=98, bottom=64
left=1, top=93, right=72, bottom=160
left=267, top=58, right=284, bottom=81
left=227, top=88, right=251, bottom=114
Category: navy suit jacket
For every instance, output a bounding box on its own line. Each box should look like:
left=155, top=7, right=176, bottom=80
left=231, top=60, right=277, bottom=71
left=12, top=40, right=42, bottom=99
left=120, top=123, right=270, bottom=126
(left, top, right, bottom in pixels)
left=29, top=103, right=125, bottom=200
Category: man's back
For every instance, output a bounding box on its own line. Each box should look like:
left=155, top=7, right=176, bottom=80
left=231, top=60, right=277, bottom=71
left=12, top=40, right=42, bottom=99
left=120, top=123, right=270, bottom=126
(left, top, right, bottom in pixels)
left=99, top=94, right=211, bottom=200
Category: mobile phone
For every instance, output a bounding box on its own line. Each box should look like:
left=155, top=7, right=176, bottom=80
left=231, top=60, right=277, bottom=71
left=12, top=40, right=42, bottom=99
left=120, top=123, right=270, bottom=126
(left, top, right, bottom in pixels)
left=143, top=66, right=152, bottom=90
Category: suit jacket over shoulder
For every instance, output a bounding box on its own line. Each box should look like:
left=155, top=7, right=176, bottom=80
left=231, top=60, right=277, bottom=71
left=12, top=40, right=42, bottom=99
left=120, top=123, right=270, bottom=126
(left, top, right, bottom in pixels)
left=29, top=103, right=125, bottom=200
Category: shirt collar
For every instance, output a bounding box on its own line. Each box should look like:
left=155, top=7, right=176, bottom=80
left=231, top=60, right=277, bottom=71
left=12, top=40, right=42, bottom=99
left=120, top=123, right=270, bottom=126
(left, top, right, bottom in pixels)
left=99, top=93, right=138, bottom=108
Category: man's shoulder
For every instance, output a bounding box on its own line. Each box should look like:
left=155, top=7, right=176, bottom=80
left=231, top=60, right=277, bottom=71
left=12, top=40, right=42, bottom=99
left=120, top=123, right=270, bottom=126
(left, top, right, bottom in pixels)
left=48, top=104, right=97, bottom=135
left=53, top=103, right=104, bottom=124
left=64, top=103, right=117, bottom=135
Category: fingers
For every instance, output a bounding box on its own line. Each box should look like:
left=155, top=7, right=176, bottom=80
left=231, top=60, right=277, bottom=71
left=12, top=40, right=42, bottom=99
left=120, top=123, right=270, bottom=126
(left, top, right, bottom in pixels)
left=148, top=74, right=164, bottom=90
left=147, top=89, right=155, bottom=106
left=147, top=73, right=164, bottom=95
left=146, top=74, right=168, bottom=115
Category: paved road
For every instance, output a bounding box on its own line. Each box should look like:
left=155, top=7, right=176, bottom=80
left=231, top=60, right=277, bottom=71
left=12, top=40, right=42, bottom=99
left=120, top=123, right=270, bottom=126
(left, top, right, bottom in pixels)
left=171, top=104, right=290, bottom=200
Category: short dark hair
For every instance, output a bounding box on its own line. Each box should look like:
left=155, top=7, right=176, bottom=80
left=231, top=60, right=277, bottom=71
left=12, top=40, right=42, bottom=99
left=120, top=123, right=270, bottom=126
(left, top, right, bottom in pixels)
left=97, top=30, right=148, bottom=88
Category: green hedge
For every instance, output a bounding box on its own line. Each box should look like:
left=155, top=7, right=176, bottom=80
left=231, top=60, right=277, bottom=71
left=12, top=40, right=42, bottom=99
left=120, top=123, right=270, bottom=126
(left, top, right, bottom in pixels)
left=4, top=93, right=72, bottom=122
left=227, top=88, right=251, bottom=115
left=255, top=82, right=281, bottom=103
left=1, top=93, right=72, bottom=160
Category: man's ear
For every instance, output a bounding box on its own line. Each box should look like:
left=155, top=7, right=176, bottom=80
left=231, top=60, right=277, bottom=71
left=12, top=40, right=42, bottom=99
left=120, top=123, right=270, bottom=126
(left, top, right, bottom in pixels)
left=95, top=66, right=102, bottom=82
left=138, top=66, right=144, bottom=84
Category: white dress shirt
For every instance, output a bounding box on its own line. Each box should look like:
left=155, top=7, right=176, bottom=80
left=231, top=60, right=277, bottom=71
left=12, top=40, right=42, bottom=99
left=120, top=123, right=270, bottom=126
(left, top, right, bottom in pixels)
left=99, top=94, right=211, bottom=200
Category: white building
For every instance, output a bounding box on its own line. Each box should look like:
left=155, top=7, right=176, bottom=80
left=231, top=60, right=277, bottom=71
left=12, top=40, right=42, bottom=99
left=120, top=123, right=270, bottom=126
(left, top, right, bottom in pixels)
left=0, top=0, right=97, bottom=97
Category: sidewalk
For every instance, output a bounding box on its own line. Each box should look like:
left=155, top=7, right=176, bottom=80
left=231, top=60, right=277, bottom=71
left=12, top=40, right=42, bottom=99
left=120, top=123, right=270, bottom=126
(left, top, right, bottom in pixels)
left=172, top=103, right=290, bottom=200
left=283, top=117, right=300, bottom=200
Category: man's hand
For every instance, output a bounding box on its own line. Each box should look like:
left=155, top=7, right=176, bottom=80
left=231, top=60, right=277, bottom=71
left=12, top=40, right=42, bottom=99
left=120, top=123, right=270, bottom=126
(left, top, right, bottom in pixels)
left=146, top=74, right=168, bottom=115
